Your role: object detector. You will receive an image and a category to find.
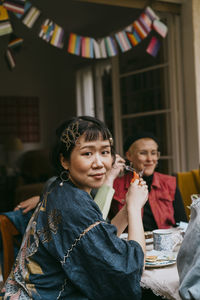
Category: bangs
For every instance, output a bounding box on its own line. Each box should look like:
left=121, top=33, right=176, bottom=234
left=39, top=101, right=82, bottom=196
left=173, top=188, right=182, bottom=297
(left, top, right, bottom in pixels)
left=83, top=126, right=110, bottom=142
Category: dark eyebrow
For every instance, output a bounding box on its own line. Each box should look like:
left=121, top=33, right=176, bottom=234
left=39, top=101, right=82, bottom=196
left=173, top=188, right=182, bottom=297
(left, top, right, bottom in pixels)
left=80, top=143, right=111, bottom=150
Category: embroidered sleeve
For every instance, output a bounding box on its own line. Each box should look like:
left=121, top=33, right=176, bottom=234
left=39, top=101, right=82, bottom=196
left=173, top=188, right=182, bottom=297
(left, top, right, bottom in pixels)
left=60, top=221, right=144, bottom=300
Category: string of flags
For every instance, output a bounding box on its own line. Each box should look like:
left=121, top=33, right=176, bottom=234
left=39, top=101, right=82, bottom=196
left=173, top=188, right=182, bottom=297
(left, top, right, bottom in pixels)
left=0, top=0, right=168, bottom=70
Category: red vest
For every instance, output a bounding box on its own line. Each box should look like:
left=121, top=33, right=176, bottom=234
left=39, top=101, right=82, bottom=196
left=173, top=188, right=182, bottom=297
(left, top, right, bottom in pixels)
left=112, top=172, right=176, bottom=229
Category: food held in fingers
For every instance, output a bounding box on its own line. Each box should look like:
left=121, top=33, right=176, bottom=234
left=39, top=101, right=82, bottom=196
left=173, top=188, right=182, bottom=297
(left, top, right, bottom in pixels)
left=130, top=171, right=140, bottom=183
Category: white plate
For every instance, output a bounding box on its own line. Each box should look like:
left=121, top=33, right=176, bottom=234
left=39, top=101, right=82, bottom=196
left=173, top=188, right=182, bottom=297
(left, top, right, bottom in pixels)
left=146, top=238, right=153, bottom=244
left=145, top=250, right=177, bottom=268
left=145, top=260, right=176, bottom=268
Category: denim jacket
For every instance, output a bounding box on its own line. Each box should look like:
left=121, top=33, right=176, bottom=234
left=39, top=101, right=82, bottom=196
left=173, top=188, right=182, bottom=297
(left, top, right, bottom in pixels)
left=177, top=195, right=200, bottom=300
left=3, top=178, right=144, bottom=300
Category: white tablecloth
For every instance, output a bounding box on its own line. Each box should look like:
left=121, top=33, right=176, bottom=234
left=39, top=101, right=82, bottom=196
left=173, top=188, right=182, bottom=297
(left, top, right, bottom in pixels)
left=141, top=263, right=181, bottom=300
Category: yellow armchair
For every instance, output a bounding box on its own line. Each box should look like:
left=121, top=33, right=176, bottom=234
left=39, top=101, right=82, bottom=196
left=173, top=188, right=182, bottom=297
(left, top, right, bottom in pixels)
left=177, top=169, right=200, bottom=220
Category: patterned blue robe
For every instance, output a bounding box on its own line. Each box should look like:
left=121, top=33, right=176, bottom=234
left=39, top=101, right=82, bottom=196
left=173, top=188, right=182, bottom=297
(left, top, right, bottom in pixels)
left=3, top=178, right=144, bottom=300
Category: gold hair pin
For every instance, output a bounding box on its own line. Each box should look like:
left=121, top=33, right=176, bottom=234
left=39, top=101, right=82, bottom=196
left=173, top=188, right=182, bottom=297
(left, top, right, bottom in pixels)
left=60, top=121, right=80, bottom=150
left=109, top=137, right=113, bottom=146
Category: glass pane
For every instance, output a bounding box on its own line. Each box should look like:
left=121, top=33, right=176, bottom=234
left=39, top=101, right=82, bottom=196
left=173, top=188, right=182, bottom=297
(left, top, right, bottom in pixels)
left=120, top=67, right=168, bottom=115
left=122, top=113, right=171, bottom=156
left=102, top=70, right=114, bottom=136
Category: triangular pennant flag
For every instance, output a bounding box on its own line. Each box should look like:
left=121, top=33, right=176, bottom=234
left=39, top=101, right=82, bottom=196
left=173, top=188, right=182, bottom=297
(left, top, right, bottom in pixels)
left=93, top=39, right=101, bottom=59
left=0, top=5, right=9, bottom=21
left=146, top=36, right=160, bottom=57
left=15, top=1, right=31, bottom=18
left=0, top=20, right=13, bottom=36
left=68, top=33, right=82, bottom=56
left=22, top=6, right=41, bottom=28
left=104, top=36, right=118, bottom=57
left=3, top=0, right=25, bottom=14
left=133, top=20, right=147, bottom=39
left=50, top=24, right=64, bottom=49
left=115, top=31, right=132, bottom=52
left=99, top=39, right=107, bottom=58
left=39, top=19, right=55, bottom=42
left=8, top=34, right=23, bottom=50
left=81, top=37, right=94, bottom=58
left=127, top=31, right=141, bottom=47
left=153, top=19, right=168, bottom=38
left=145, top=6, right=159, bottom=21
left=139, top=13, right=152, bottom=33
left=5, top=48, right=16, bottom=69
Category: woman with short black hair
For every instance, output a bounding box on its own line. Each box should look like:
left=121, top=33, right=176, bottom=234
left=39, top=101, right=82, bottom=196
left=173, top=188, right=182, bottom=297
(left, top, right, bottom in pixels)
left=3, top=116, right=148, bottom=300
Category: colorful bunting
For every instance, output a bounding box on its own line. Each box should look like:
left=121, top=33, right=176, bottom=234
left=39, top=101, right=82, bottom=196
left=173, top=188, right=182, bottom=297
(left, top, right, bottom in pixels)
left=146, top=36, right=161, bottom=57
left=1, top=2, right=168, bottom=70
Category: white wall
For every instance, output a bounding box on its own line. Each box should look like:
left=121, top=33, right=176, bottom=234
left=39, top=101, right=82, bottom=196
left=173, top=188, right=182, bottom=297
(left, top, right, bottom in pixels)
left=192, top=0, right=200, bottom=166
left=181, top=0, right=200, bottom=170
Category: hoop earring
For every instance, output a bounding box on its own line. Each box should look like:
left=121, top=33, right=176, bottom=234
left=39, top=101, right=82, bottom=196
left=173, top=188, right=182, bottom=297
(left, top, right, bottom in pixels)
left=60, top=170, right=69, bottom=186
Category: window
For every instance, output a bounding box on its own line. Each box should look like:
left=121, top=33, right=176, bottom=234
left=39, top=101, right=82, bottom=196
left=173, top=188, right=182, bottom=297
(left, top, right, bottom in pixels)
left=118, top=32, right=171, bottom=173
left=108, top=14, right=185, bottom=174
left=76, top=14, right=185, bottom=174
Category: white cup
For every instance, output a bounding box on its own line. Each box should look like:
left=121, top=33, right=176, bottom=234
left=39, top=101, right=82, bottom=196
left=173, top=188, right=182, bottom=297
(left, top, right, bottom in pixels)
left=153, top=229, right=181, bottom=252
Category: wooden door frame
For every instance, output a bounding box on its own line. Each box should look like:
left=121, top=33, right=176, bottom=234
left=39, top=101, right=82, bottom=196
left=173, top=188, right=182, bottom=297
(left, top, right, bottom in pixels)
left=75, top=0, right=183, bottom=13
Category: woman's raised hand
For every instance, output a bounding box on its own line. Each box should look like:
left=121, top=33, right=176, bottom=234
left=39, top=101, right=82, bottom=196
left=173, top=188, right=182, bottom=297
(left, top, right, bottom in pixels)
left=103, top=154, right=125, bottom=187
left=126, top=178, right=148, bottom=211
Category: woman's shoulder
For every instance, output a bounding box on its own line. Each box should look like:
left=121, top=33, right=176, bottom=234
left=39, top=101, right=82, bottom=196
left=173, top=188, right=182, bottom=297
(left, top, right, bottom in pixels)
left=153, top=172, right=176, bottom=187
left=154, top=171, right=175, bottom=180
left=46, top=180, right=102, bottom=221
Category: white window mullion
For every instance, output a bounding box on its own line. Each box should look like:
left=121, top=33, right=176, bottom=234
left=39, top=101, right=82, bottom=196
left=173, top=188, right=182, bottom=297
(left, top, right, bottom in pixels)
left=83, top=68, right=95, bottom=116
left=76, top=71, right=83, bottom=116
left=76, top=67, right=95, bottom=117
